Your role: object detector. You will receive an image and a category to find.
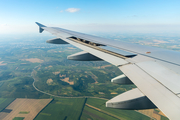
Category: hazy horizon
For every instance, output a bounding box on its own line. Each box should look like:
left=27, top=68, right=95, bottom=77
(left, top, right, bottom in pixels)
left=0, top=0, right=180, bottom=35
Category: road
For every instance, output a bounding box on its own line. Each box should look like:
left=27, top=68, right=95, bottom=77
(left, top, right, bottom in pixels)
left=31, top=64, right=154, bottom=120
left=31, top=64, right=108, bottom=100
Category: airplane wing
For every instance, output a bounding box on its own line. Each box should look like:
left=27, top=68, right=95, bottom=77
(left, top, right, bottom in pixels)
left=36, top=22, right=180, bottom=120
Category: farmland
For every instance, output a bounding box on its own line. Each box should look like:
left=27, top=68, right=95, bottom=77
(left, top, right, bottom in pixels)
left=35, top=97, right=151, bottom=120
left=0, top=98, right=15, bottom=111
left=33, top=61, right=135, bottom=99
left=0, top=35, right=173, bottom=120
left=138, top=109, right=169, bottom=120
left=84, top=98, right=150, bottom=120
left=0, top=98, right=52, bottom=120
left=81, top=106, right=118, bottom=120
left=35, top=98, right=86, bottom=120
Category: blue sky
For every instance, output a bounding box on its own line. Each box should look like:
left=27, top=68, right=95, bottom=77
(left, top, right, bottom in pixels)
left=0, top=0, right=180, bottom=34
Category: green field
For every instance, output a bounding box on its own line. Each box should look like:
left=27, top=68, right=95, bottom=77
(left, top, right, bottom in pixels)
left=34, top=98, right=86, bottom=120
left=34, top=61, right=135, bottom=98
left=161, top=116, right=169, bottom=120
left=81, top=106, right=119, bottom=120
left=35, top=97, right=151, bottom=120
left=0, top=98, right=15, bottom=111
left=0, top=35, right=174, bottom=120
left=85, top=98, right=151, bottom=120
left=13, top=117, right=24, bottom=120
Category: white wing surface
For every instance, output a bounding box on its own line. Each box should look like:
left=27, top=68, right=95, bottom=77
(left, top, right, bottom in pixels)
left=36, top=22, right=180, bottom=120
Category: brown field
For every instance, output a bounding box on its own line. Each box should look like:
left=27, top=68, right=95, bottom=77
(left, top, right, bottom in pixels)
left=138, top=109, right=167, bottom=120
left=22, top=58, right=44, bottom=63
left=111, top=92, right=118, bottom=94
left=52, top=71, right=60, bottom=75
left=94, top=65, right=111, bottom=69
left=94, top=81, right=98, bottom=84
left=0, top=98, right=52, bottom=120
left=59, top=74, right=66, bottom=77
left=101, top=65, right=111, bottom=68
left=60, top=77, right=74, bottom=85
left=138, top=109, right=154, bottom=118
left=47, top=79, right=53, bottom=84
left=158, top=111, right=166, bottom=117
left=98, top=92, right=104, bottom=94
left=0, top=113, right=9, bottom=120
left=86, top=104, right=101, bottom=111
left=152, top=112, right=161, bottom=120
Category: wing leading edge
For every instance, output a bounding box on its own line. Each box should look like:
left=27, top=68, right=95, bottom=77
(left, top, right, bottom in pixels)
left=36, top=22, right=180, bottom=120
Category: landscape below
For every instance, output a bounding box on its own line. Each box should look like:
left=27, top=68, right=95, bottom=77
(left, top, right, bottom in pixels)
left=0, top=33, right=176, bottom=119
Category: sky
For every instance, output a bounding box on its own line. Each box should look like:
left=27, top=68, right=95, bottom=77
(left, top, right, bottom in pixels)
left=0, top=0, right=180, bottom=34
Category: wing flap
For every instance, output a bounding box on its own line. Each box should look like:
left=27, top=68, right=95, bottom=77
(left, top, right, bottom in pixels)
left=119, top=63, right=180, bottom=120
left=62, top=37, right=128, bottom=66
left=136, top=61, right=180, bottom=94
left=99, top=46, right=136, bottom=57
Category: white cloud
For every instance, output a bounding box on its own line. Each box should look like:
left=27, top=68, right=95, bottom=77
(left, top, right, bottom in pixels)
left=0, top=24, right=8, bottom=27
left=60, top=10, right=63, bottom=13
left=66, top=8, right=80, bottom=13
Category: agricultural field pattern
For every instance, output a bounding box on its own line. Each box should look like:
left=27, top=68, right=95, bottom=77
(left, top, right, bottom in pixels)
left=0, top=33, right=177, bottom=119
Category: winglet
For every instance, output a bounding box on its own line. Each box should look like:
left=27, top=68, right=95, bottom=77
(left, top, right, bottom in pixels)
left=35, top=22, right=46, bottom=33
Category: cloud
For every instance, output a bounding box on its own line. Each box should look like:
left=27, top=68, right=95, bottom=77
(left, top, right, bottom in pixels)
left=0, top=24, right=8, bottom=27
left=66, top=8, right=80, bottom=13
left=60, top=10, right=63, bottom=13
